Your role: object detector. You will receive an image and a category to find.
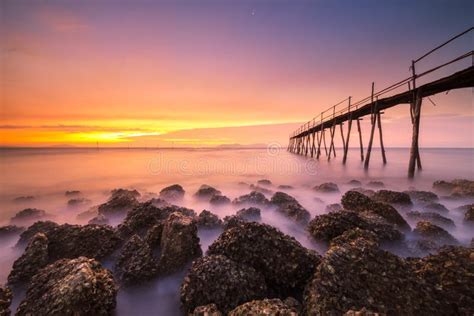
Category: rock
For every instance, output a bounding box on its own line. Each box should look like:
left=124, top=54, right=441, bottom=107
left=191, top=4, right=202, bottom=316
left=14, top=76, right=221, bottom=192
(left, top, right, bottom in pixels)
left=304, top=238, right=442, bottom=315
left=423, top=202, right=449, bottom=214
left=16, top=221, right=59, bottom=246
left=347, top=179, right=362, bottom=186
left=160, top=184, right=185, bottom=200
left=67, top=198, right=91, bottom=207
left=12, top=196, right=35, bottom=203
left=349, top=187, right=375, bottom=197
left=406, top=211, right=455, bottom=229
left=454, top=203, right=474, bottom=212
left=409, top=246, right=474, bottom=315
left=16, top=257, right=117, bottom=316
left=257, top=179, right=272, bottom=186
left=413, top=221, right=458, bottom=246
left=236, top=207, right=261, bottom=222
left=8, top=233, right=49, bottom=285
left=143, top=223, right=163, bottom=248
left=158, top=212, right=202, bottom=275
left=117, top=202, right=196, bottom=238
left=249, top=184, right=273, bottom=195
left=197, top=210, right=222, bottom=229
left=228, top=298, right=299, bottom=315
left=232, top=191, right=269, bottom=206
left=366, top=180, right=384, bottom=188
left=65, top=190, right=81, bottom=196
left=404, top=190, right=438, bottom=204
left=307, top=210, right=402, bottom=243
left=0, top=286, right=12, bottom=316
left=329, top=227, right=380, bottom=248
left=209, top=194, right=231, bottom=205
left=115, top=235, right=158, bottom=285
left=270, top=192, right=311, bottom=224
left=325, top=203, right=342, bottom=212
left=341, top=191, right=410, bottom=231
left=88, top=214, right=109, bottom=225
left=192, top=304, right=222, bottom=316
left=313, top=182, right=339, bottom=193
left=180, top=255, right=267, bottom=314
left=194, top=185, right=221, bottom=200
left=98, top=188, right=140, bottom=216
left=76, top=207, right=98, bottom=221
left=345, top=308, right=382, bottom=316
left=147, top=197, right=170, bottom=208
left=464, top=206, right=474, bottom=222
left=222, top=215, right=246, bottom=229
left=371, top=190, right=412, bottom=206
left=0, top=225, right=24, bottom=239
left=10, top=208, right=48, bottom=225
left=433, top=179, right=474, bottom=198
left=207, top=222, right=320, bottom=296
left=278, top=185, right=294, bottom=190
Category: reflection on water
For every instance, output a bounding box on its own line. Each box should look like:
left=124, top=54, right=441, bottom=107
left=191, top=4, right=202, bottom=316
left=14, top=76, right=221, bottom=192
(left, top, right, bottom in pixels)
left=0, top=147, right=473, bottom=315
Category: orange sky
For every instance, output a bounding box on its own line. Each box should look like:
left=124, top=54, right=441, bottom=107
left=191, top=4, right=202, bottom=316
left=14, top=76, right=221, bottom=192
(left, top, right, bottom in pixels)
left=1, top=1, right=473, bottom=148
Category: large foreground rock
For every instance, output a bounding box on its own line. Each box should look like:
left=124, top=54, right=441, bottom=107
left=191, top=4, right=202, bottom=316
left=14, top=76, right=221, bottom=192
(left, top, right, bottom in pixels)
left=207, top=222, right=320, bottom=296
left=228, top=298, right=299, bottom=316
left=409, top=246, right=474, bottom=315
left=180, top=255, right=267, bottom=314
left=158, top=212, right=202, bottom=275
left=16, top=257, right=117, bottom=316
left=341, top=191, right=410, bottom=231
left=115, top=235, right=158, bottom=285
left=270, top=192, right=311, bottom=224
left=304, top=239, right=443, bottom=315
left=0, top=286, right=12, bottom=316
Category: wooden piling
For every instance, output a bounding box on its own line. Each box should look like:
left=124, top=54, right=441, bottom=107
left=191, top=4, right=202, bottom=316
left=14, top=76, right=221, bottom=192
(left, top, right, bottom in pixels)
left=343, top=97, right=352, bottom=164
left=377, top=111, right=387, bottom=164
left=364, top=82, right=376, bottom=170
left=408, top=90, right=423, bottom=178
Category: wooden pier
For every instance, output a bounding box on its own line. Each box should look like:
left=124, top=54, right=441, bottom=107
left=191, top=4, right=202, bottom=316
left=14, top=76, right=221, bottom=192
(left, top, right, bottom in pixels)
left=287, top=28, right=474, bottom=177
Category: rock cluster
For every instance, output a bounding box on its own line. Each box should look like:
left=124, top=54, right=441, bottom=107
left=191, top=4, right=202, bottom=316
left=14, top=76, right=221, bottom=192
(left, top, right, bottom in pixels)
left=406, top=211, right=455, bottom=229
left=0, top=225, right=24, bottom=239
left=413, top=221, right=458, bottom=246
left=433, top=179, right=474, bottom=198
left=10, top=208, right=49, bottom=225
left=197, top=210, right=222, bottom=229
left=270, top=192, right=310, bottom=224
left=98, top=188, right=140, bottom=216
left=236, top=207, right=261, bottom=222
left=404, top=190, right=438, bottom=204
left=209, top=194, right=231, bottom=205
left=207, top=222, right=320, bottom=296
left=194, top=185, right=221, bottom=200
left=304, top=239, right=442, bottom=315
left=371, top=190, right=412, bottom=206
left=341, top=191, right=410, bottom=231
left=313, top=182, right=339, bottom=193
left=16, top=257, right=117, bottom=316
left=180, top=255, right=267, bottom=314
left=423, top=202, right=449, bottom=214
left=228, top=298, right=299, bottom=315
left=232, top=191, right=269, bottom=206
left=67, top=198, right=91, bottom=207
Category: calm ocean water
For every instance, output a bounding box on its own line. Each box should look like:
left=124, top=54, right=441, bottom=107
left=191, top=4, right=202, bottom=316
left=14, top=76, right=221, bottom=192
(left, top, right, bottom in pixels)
left=0, top=147, right=472, bottom=315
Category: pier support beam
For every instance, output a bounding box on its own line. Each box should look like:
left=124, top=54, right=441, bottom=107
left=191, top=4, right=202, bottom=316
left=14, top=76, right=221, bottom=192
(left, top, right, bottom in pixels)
left=377, top=112, right=387, bottom=164
left=408, top=91, right=423, bottom=178
left=357, top=118, right=364, bottom=161
left=343, top=97, right=353, bottom=164
left=364, top=83, right=376, bottom=170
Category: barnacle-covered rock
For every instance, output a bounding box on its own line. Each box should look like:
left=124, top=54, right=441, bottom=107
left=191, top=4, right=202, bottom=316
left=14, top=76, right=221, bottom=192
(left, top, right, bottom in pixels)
left=236, top=207, right=261, bottom=222
left=16, top=257, right=117, bottom=316
left=413, top=221, right=458, bottom=246
left=194, top=185, right=221, bottom=200
left=349, top=187, right=375, bottom=197
left=433, top=179, right=474, bottom=198
left=307, top=210, right=402, bottom=243
left=228, top=298, right=299, bottom=316
left=209, top=194, right=231, bottom=206
left=270, top=192, right=310, bottom=224
left=180, top=255, right=267, bottom=314
left=160, top=184, right=185, bottom=201
left=88, top=214, right=109, bottom=225
left=406, top=211, right=455, bottom=229
left=158, top=212, right=202, bottom=275
left=16, top=221, right=59, bottom=246
left=191, top=304, right=222, bottom=316
left=404, top=190, right=439, bottom=204
left=232, top=191, right=269, bottom=206
left=409, top=246, right=474, bottom=315
left=304, top=239, right=442, bottom=315
left=325, top=203, right=342, bottom=212
left=143, top=222, right=163, bottom=248
left=207, top=222, right=320, bottom=295
left=196, top=210, right=222, bottom=229
left=423, top=202, right=449, bottom=214
left=10, top=208, right=49, bottom=225
left=464, top=206, right=474, bottom=222
left=222, top=215, right=246, bottom=229
left=0, top=225, right=24, bottom=239
left=8, top=233, right=49, bottom=285
left=371, top=190, right=412, bottom=206
left=329, top=227, right=380, bottom=248
left=115, top=235, right=158, bottom=285
left=98, top=188, right=140, bottom=216
left=0, top=286, right=12, bottom=316
left=341, top=191, right=410, bottom=231
left=344, top=308, right=382, bottom=316
left=313, top=182, right=339, bottom=193
left=67, top=198, right=91, bottom=207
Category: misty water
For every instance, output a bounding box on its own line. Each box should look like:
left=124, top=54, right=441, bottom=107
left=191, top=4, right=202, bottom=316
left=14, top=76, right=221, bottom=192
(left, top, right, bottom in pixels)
left=0, top=147, right=473, bottom=315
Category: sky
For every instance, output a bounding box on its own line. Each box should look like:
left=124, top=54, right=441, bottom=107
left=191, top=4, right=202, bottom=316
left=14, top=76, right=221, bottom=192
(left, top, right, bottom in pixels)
left=0, top=0, right=473, bottom=148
